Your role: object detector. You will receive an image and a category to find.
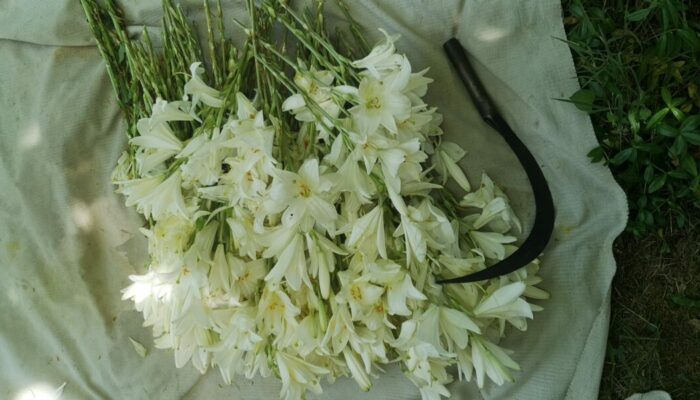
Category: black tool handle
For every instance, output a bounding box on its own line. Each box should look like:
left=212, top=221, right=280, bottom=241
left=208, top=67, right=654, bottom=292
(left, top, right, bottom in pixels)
left=438, top=38, right=556, bottom=284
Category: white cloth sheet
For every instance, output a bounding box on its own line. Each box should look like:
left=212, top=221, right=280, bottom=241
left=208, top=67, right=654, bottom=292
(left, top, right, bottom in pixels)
left=0, top=1, right=630, bottom=399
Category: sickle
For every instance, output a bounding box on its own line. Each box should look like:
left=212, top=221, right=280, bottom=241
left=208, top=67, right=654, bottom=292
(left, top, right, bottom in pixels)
left=437, top=38, right=556, bottom=284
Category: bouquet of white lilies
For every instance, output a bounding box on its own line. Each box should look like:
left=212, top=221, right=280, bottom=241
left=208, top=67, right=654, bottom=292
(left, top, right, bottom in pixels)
left=82, top=1, right=548, bottom=399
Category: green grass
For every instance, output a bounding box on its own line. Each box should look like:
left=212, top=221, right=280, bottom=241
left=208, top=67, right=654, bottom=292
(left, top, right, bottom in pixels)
left=563, top=0, right=700, bottom=237
left=562, top=1, right=700, bottom=399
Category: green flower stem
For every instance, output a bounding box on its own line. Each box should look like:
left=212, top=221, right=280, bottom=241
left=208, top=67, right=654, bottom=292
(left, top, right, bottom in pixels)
left=275, top=1, right=360, bottom=83
left=204, top=0, right=222, bottom=87
left=336, top=0, right=369, bottom=55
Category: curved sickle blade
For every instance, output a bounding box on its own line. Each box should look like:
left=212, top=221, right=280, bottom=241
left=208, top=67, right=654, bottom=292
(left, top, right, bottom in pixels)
left=438, top=38, right=555, bottom=285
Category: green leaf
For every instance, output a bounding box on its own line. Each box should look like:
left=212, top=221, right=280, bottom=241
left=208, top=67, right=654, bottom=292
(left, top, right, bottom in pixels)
left=117, top=43, right=126, bottom=64
left=671, top=294, right=700, bottom=308
left=677, top=28, right=700, bottom=50
left=681, top=115, right=700, bottom=132
left=675, top=213, right=687, bottom=228
left=636, top=142, right=663, bottom=154
left=609, top=147, right=633, bottom=165
left=646, top=108, right=669, bottom=128
left=670, top=107, right=685, bottom=121
left=682, top=131, right=700, bottom=145
left=569, top=89, right=596, bottom=113
left=670, top=136, right=687, bottom=156
left=626, top=7, right=652, bottom=22
left=643, top=165, right=654, bottom=183
left=681, top=156, right=698, bottom=176
left=657, top=123, right=679, bottom=137
left=648, top=174, right=666, bottom=193
left=628, top=112, right=640, bottom=134
left=638, top=195, right=648, bottom=208
left=668, top=170, right=688, bottom=179
left=662, top=87, right=673, bottom=106
left=587, top=146, right=605, bottom=163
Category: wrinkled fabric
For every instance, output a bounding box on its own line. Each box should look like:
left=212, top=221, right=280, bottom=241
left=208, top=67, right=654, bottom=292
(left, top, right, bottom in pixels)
left=0, top=1, right=630, bottom=399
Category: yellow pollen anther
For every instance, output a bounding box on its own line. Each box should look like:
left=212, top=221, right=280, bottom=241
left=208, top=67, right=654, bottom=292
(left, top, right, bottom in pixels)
left=351, top=285, right=363, bottom=301
left=298, top=182, right=312, bottom=198
left=366, top=96, right=382, bottom=110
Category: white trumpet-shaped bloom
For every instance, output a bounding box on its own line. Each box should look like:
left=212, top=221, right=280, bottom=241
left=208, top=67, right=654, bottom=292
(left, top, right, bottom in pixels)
left=269, top=158, right=338, bottom=233
left=185, top=62, right=223, bottom=108
left=118, top=172, right=190, bottom=221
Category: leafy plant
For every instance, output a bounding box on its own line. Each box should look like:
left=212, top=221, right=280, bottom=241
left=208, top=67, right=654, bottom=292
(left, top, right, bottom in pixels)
left=563, top=0, right=700, bottom=236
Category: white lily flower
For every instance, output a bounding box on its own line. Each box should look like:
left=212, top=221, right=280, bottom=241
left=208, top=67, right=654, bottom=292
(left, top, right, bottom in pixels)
left=130, top=114, right=185, bottom=175
left=226, top=93, right=276, bottom=155
left=306, top=232, right=345, bottom=299
left=111, top=151, right=132, bottom=182
left=122, top=269, right=174, bottom=330
left=234, top=259, right=266, bottom=300
left=401, top=342, right=451, bottom=388
left=206, top=244, right=238, bottom=307
left=276, top=351, right=329, bottom=400
left=395, top=213, right=428, bottom=263
left=433, top=141, right=470, bottom=191
left=472, top=197, right=508, bottom=229
left=351, top=73, right=411, bottom=134
left=150, top=97, right=196, bottom=123
left=212, top=306, right=263, bottom=383
left=367, top=260, right=426, bottom=316
left=348, top=130, right=424, bottom=188
left=343, top=348, right=372, bottom=391
left=417, top=382, right=451, bottom=400
left=461, top=173, right=522, bottom=234
left=282, top=69, right=346, bottom=140
left=412, top=305, right=448, bottom=355
left=346, top=205, right=387, bottom=259
left=460, top=173, right=496, bottom=208
left=179, top=128, right=233, bottom=188
left=226, top=209, right=264, bottom=259
left=132, top=119, right=182, bottom=153
left=206, top=148, right=273, bottom=206
left=144, top=214, right=195, bottom=264
left=386, top=178, right=408, bottom=215
left=118, top=171, right=190, bottom=221
left=473, top=282, right=534, bottom=328
left=258, top=285, right=300, bottom=346
left=184, top=62, right=223, bottom=108
left=395, top=201, right=452, bottom=258
left=438, top=253, right=485, bottom=282
left=337, top=270, right=384, bottom=320
left=396, top=106, right=439, bottom=142
left=439, top=307, right=481, bottom=349
left=263, top=227, right=310, bottom=291
left=469, top=230, right=517, bottom=260
left=290, top=314, right=324, bottom=357
left=324, top=133, right=348, bottom=167
left=423, top=200, right=457, bottom=251
left=396, top=137, right=428, bottom=181
left=133, top=148, right=173, bottom=176
left=404, top=68, right=434, bottom=103
left=470, top=336, right=520, bottom=387
left=352, top=29, right=403, bottom=79
left=362, top=297, right=395, bottom=330
left=321, top=300, right=357, bottom=354
left=189, top=221, right=219, bottom=262
left=333, top=157, right=377, bottom=203
left=269, top=158, right=338, bottom=233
